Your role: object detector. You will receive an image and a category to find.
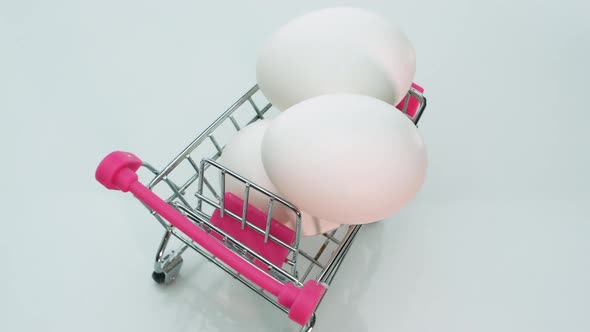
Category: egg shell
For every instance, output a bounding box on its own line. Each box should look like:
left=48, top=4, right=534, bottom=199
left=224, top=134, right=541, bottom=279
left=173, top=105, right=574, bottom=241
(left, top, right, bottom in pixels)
left=256, top=7, right=416, bottom=111
left=218, top=120, right=341, bottom=236
left=261, top=94, right=427, bottom=224
left=219, top=120, right=276, bottom=213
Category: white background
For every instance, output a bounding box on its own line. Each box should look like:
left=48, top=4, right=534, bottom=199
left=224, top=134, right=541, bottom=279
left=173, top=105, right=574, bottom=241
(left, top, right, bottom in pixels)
left=1, top=0, right=589, bottom=331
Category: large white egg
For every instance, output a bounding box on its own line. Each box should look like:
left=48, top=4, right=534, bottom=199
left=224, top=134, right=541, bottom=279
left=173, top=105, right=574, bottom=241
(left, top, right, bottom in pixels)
left=256, top=7, right=415, bottom=111
left=261, top=94, right=427, bottom=224
left=219, top=120, right=340, bottom=236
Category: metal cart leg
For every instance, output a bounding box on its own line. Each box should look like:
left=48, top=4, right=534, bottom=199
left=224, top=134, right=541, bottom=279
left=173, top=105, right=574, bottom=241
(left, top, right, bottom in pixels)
left=152, top=228, right=184, bottom=284
left=301, top=313, right=316, bottom=332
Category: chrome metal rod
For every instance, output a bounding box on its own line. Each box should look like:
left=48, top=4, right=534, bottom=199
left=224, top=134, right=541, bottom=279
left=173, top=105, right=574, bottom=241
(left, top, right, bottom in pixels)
left=209, top=135, right=223, bottom=155
left=247, top=103, right=272, bottom=125
left=317, top=225, right=362, bottom=284
left=202, top=158, right=301, bottom=213
left=297, top=250, right=325, bottom=270
left=402, top=92, right=411, bottom=113
left=301, top=313, right=316, bottom=332
left=409, top=87, right=427, bottom=124
left=322, top=232, right=341, bottom=245
left=149, top=85, right=260, bottom=188
left=195, top=193, right=297, bottom=252
left=196, top=160, right=206, bottom=211
left=169, top=228, right=289, bottom=314
left=175, top=203, right=303, bottom=286
left=219, top=170, right=226, bottom=218
left=241, top=185, right=250, bottom=230
left=155, top=229, right=173, bottom=262
left=301, top=231, right=334, bottom=281
left=229, top=115, right=241, bottom=131
left=248, top=97, right=263, bottom=119
left=264, top=199, right=274, bottom=243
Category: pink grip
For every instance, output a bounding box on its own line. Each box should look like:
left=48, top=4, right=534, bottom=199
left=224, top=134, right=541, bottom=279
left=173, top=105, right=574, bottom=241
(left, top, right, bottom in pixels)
left=95, top=151, right=325, bottom=325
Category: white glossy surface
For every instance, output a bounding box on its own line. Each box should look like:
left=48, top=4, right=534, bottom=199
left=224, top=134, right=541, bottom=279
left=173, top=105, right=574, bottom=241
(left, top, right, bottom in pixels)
left=2, top=1, right=589, bottom=332
left=261, top=94, right=427, bottom=224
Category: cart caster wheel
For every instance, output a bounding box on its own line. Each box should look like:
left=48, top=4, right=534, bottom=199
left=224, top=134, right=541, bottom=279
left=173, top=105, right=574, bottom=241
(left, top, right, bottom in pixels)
left=152, top=271, right=166, bottom=284
left=153, top=250, right=184, bottom=285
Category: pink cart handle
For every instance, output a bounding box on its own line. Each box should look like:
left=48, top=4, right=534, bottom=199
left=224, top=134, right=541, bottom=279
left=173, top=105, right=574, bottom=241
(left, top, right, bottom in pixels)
left=95, top=151, right=325, bottom=325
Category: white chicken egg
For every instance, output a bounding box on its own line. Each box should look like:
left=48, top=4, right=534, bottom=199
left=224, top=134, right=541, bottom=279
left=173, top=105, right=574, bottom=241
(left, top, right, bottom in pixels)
left=256, top=7, right=416, bottom=111
left=261, top=94, right=427, bottom=224
left=219, top=120, right=341, bottom=236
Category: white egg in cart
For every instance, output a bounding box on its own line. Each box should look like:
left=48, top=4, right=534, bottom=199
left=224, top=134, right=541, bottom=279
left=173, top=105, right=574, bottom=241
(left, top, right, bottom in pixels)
left=256, top=7, right=416, bottom=111
left=261, top=94, right=427, bottom=224
left=219, top=120, right=341, bottom=236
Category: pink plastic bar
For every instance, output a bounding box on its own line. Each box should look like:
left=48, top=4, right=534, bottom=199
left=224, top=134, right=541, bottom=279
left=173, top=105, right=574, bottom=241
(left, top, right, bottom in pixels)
left=210, top=192, right=296, bottom=270
left=95, top=151, right=324, bottom=325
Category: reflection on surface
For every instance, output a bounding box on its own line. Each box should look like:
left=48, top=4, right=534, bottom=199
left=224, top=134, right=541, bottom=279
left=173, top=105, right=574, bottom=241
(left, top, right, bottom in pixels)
left=150, top=252, right=298, bottom=332
left=314, top=221, right=386, bottom=332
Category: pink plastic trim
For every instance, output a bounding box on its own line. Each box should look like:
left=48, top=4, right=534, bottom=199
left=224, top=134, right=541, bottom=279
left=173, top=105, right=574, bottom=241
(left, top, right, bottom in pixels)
left=210, top=193, right=295, bottom=270
left=95, top=151, right=325, bottom=326
left=395, top=83, right=424, bottom=117
left=288, top=280, right=326, bottom=325
left=95, top=151, right=142, bottom=191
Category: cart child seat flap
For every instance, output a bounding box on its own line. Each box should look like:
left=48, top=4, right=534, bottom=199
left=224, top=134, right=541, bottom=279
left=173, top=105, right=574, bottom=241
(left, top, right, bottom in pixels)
left=209, top=192, right=296, bottom=270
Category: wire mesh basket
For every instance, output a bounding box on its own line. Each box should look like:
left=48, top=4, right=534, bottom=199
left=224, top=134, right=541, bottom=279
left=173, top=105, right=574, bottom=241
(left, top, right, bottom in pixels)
left=96, top=83, right=427, bottom=331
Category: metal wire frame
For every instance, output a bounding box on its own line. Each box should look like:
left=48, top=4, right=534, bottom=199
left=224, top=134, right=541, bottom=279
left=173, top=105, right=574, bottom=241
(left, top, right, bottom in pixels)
left=135, top=85, right=427, bottom=332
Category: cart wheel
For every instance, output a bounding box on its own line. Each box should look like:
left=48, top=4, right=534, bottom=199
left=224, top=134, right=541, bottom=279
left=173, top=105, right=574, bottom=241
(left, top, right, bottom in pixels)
left=152, top=271, right=166, bottom=284
left=152, top=250, right=184, bottom=285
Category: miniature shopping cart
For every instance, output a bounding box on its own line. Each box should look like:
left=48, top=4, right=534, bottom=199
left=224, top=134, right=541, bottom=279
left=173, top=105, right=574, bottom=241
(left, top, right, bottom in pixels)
left=95, top=84, right=427, bottom=331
